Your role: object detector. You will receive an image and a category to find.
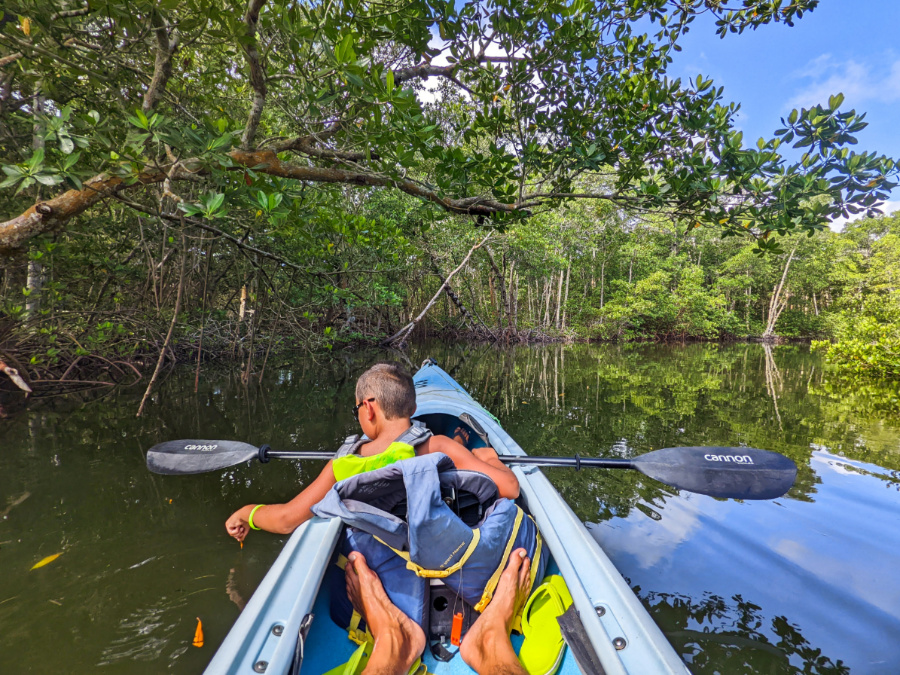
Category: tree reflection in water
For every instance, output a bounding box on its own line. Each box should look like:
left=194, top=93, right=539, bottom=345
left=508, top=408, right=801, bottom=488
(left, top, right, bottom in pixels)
left=643, top=590, right=849, bottom=675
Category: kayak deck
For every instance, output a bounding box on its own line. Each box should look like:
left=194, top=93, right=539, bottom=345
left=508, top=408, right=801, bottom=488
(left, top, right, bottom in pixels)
left=204, top=361, right=689, bottom=675
left=301, top=558, right=581, bottom=675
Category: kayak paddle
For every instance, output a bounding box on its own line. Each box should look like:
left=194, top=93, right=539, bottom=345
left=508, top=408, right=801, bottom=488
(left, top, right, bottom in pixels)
left=146, top=440, right=796, bottom=500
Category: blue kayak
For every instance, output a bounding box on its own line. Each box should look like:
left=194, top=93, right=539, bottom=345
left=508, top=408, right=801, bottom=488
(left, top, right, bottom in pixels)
left=204, top=360, right=689, bottom=675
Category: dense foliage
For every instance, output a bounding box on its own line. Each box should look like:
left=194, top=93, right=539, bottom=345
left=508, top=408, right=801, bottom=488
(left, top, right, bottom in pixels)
left=811, top=212, right=900, bottom=377
left=0, top=0, right=897, bottom=389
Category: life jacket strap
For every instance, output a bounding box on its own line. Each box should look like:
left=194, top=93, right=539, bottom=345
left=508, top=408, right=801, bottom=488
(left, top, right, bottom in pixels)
left=374, top=529, right=482, bottom=579
left=473, top=507, right=525, bottom=612
left=335, top=435, right=364, bottom=458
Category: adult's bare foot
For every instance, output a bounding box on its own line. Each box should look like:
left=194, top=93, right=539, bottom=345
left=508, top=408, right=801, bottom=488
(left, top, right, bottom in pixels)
left=345, top=551, right=426, bottom=675
left=460, top=548, right=532, bottom=675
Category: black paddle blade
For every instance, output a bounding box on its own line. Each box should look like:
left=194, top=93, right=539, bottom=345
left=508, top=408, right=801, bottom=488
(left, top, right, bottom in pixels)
left=633, top=446, right=797, bottom=500
left=146, top=439, right=260, bottom=475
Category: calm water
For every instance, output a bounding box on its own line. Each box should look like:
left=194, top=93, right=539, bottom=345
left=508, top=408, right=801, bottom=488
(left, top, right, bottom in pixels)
left=1, top=343, right=899, bottom=674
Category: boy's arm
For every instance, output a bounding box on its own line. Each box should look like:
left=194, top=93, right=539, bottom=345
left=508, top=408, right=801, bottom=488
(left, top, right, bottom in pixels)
left=423, top=436, right=520, bottom=499
left=225, top=460, right=337, bottom=541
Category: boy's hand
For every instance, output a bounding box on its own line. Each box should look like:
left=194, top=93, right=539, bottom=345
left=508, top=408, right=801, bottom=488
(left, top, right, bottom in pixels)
left=226, top=509, right=250, bottom=542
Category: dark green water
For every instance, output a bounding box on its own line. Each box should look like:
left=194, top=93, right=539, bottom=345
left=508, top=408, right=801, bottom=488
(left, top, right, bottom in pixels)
left=2, top=342, right=900, bottom=674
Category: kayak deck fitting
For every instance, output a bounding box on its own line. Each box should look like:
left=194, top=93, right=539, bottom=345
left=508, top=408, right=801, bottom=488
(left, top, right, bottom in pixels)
left=204, top=361, right=690, bottom=675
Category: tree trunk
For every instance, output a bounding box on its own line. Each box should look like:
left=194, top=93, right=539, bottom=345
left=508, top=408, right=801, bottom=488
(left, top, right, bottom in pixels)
left=506, top=258, right=516, bottom=335
left=763, top=247, right=797, bottom=339
left=555, top=265, right=564, bottom=329
left=543, top=273, right=553, bottom=328
left=25, top=258, right=44, bottom=321
left=485, top=246, right=507, bottom=335
left=25, top=84, right=45, bottom=321
left=600, top=259, right=606, bottom=309
left=561, top=260, right=571, bottom=331
left=239, top=284, right=248, bottom=321
left=512, top=270, right=519, bottom=335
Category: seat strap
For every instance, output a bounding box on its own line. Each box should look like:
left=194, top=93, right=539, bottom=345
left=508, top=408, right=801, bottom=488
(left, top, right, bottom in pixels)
left=374, top=529, right=482, bottom=579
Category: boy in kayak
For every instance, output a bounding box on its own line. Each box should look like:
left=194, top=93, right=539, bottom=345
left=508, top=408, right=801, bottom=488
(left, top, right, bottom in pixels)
left=225, top=362, right=519, bottom=541
left=345, top=547, right=533, bottom=675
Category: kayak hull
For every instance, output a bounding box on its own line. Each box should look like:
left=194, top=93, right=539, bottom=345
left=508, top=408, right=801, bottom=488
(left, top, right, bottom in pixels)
left=204, top=361, right=690, bottom=675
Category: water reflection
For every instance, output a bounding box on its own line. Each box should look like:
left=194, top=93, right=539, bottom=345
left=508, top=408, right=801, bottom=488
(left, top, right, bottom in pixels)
left=587, top=452, right=900, bottom=674
left=2, top=342, right=900, bottom=674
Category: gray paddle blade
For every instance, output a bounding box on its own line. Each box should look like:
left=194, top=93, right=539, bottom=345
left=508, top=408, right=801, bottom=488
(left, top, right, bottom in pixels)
left=146, top=439, right=260, bottom=475
left=633, top=446, right=797, bottom=500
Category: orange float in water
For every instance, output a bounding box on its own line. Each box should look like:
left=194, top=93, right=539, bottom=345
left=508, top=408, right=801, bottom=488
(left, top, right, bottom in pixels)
left=193, top=617, right=204, bottom=648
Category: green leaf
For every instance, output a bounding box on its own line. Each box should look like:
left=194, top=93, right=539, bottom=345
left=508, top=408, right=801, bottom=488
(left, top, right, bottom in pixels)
left=62, top=152, right=81, bottom=170
left=34, top=173, right=62, bottom=186
left=26, top=148, right=44, bottom=170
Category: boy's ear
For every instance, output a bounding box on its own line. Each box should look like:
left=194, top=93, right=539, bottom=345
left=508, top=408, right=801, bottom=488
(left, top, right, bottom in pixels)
left=363, top=399, right=379, bottom=421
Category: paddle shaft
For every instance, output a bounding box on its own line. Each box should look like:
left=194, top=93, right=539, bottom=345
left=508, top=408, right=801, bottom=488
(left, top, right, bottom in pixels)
left=263, top=449, right=632, bottom=470
left=147, top=439, right=796, bottom=499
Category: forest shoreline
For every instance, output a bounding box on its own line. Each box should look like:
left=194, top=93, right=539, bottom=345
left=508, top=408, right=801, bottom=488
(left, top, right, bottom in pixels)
left=0, top=324, right=819, bottom=414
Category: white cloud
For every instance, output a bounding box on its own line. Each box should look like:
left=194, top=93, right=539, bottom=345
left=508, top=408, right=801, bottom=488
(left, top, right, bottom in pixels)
left=829, top=200, right=900, bottom=232
left=587, top=496, right=711, bottom=569
left=787, top=54, right=900, bottom=110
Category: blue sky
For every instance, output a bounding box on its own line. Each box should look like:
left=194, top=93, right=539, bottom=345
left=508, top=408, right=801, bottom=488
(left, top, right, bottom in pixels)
left=667, top=1, right=900, bottom=221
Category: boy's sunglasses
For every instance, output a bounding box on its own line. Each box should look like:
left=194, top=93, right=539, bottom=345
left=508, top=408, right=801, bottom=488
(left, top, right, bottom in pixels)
left=352, top=398, right=375, bottom=417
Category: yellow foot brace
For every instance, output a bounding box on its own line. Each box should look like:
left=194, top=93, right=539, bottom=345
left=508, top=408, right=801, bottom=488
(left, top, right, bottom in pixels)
left=517, top=575, right=574, bottom=675
left=322, top=639, right=427, bottom=675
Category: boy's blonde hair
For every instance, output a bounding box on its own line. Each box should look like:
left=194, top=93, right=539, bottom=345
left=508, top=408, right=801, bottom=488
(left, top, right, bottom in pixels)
left=356, top=363, right=416, bottom=420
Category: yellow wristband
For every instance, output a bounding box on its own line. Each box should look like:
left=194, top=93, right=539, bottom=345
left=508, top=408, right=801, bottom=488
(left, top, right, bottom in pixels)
left=248, top=504, right=265, bottom=530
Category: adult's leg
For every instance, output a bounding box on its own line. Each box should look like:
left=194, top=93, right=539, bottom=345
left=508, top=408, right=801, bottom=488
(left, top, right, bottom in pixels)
left=345, top=552, right=426, bottom=675
left=459, top=548, right=532, bottom=675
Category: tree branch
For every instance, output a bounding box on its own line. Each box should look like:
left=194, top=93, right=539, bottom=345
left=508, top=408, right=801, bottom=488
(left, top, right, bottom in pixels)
left=50, top=4, right=91, bottom=20
left=0, top=149, right=522, bottom=253
left=383, top=230, right=492, bottom=346
left=275, top=135, right=377, bottom=162
left=240, top=0, right=268, bottom=150
left=0, top=52, right=23, bottom=68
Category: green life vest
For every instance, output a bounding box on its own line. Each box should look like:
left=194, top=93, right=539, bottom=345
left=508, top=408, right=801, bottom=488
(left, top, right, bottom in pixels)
left=332, top=441, right=416, bottom=482
left=331, top=421, right=432, bottom=482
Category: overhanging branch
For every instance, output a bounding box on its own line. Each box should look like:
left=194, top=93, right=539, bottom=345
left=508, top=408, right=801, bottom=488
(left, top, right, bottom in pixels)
left=0, top=149, right=523, bottom=252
